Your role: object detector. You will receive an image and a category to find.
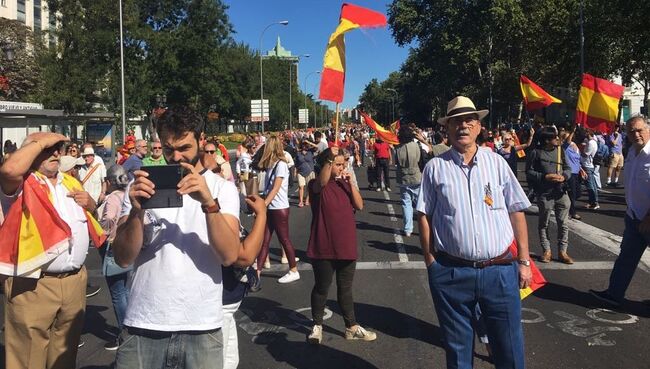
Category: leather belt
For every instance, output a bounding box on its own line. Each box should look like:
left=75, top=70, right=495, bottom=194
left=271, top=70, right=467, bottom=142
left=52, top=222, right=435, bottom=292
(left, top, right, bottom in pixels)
left=126, top=326, right=221, bottom=339
left=41, top=268, right=81, bottom=279
left=435, top=249, right=513, bottom=269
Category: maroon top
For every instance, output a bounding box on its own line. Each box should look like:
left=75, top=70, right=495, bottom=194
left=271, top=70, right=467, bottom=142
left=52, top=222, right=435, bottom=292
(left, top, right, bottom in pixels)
left=307, top=178, right=358, bottom=260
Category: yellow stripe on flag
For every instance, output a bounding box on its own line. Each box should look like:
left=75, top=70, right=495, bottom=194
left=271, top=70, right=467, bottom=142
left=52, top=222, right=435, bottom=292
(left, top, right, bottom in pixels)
left=18, top=210, right=45, bottom=263
left=323, top=19, right=358, bottom=73
left=577, top=88, right=621, bottom=122
left=520, top=287, right=534, bottom=300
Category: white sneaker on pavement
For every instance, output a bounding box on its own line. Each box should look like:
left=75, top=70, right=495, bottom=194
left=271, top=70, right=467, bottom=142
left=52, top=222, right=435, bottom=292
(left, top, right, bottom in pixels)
left=308, top=324, right=323, bottom=344
left=345, top=325, right=377, bottom=341
left=278, top=270, right=300, bottom=284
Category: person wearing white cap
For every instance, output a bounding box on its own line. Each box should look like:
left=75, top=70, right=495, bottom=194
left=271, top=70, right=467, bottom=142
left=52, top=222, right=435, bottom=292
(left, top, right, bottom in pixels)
left=78, top=147, right=107, bottom=204
left=416, top=96, right=532, bottom=369
left=59, top=155, right=86, bottom=178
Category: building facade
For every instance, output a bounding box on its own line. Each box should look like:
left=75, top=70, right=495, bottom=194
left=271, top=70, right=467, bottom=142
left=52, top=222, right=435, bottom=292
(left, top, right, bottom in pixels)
left=0, top=0, right=55, bottom=33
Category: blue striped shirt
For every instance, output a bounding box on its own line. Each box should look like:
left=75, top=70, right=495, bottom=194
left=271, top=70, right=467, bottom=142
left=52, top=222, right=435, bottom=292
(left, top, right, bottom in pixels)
left=416, top=147, right=531, bottom=260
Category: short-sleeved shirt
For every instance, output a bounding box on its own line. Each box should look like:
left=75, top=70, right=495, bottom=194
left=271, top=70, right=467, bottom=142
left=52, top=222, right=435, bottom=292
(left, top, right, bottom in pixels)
left=416, top=147, right=531, bottom=261
left=78, top=163, right=106, bottom=203
left=581, top=138, right=597, bottom=168
left=609, top=132, right=623, bottom=154
left=142, top=156, right=167, bottom=166
left=122, top=155, right=144, bottom=180
left=307, top=178, right=357, bottom=260
left=120, top=170, right=240, bottom=331
left=295, top=151, right=315, bottom=177
left=373, top=142, right=391, bottom=159
left=264, top=160, right=290, bottom=210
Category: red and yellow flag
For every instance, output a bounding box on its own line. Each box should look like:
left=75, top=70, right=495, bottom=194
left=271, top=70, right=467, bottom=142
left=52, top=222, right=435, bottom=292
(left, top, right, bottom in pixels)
left=520, top=75, right=562, bottom=111
left=360, top=112, right=399, bottom=145
left=319, top=3, right=387, bottom=103
left=575, top=74, right=624, bottom=134
left=508, top=242, right=547, bottom=299
left=0, top=173, right=106, bottom=277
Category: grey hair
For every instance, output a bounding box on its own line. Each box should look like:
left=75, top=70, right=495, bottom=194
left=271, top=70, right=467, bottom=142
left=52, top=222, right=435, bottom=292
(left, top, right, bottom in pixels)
left=626, top=114, right=649, bottom=128
left=106, top=164, right=129, bottom=189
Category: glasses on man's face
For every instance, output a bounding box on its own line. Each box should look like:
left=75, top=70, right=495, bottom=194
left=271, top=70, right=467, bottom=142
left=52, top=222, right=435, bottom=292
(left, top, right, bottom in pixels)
left=504, top=138, right=513, bottom=141
left=205, top=150, right=216, bottom=154
left=152, top=146, right=162, bottom=150
left=448, top=115, right=479, bottom=126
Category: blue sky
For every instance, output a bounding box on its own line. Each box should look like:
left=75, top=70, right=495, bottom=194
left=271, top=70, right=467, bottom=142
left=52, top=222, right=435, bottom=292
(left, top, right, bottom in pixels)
left=223, top=0, right=410, bottom=110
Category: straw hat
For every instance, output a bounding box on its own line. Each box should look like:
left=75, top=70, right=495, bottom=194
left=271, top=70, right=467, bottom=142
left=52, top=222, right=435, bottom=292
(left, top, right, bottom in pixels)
left=437, top=96, right=489, bottom=125
left=81, top=147, right=95, bottom=156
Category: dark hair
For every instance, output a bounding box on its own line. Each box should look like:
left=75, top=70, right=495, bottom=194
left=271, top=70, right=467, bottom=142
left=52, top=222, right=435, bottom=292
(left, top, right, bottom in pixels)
left=314, top=131, right=322, bottom=139
left=398, top=126, right=415, bottom=144
left=156, top=106, right=204, bottom=141
left=314, top=148, right=344, bottom=175
left=433, top=132, right=445, bottom=144
left=538, top=126, right=558, bottom=145
left=476, top=129, right=489, bottom=145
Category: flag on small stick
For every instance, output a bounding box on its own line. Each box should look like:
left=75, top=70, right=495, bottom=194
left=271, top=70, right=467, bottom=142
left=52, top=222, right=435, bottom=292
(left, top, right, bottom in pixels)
left=575, top=74, right=624, bottom=134
left=319, top=3, right=387, bottom=103
left=519, top=75, right=562, bottom=111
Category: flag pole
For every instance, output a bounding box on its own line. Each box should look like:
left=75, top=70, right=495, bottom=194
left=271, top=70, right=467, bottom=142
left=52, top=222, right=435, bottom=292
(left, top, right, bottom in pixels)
left=335, top=102, right=340, bottom=145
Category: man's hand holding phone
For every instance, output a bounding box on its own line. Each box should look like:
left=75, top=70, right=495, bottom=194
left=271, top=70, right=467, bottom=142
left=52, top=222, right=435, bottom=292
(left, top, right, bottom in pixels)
left=177, top=162, right=213, bottom=207
left=129, top=170, right=155, bottom=211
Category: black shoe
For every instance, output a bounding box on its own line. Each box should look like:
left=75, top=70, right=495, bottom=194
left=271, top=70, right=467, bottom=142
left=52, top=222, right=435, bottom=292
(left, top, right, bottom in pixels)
left=104, top=339, right=119, bottom=351
left=589, top=289, right=621, bottom=307
left=249, top=274, right=261, bottom=293
left=86, top=284, right=101, bottom=298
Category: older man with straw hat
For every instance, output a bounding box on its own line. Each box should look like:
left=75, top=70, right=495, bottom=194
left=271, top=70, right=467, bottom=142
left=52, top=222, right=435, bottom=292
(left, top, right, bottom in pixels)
left=416, top=96, right=532, bottom=369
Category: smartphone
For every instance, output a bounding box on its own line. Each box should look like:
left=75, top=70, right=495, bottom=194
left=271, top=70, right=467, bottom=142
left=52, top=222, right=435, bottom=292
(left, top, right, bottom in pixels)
left=140, top=164, right=184, bottom=209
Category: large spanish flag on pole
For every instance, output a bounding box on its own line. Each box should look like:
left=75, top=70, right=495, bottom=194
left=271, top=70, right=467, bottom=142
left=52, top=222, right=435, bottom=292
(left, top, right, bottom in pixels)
left=319, top=3, right=387, bottom=103
left=520, top=75, right=562, bottom=111
left=575, top=74, right=624, bottom=134
left=360, top=111, right=399, bottom=145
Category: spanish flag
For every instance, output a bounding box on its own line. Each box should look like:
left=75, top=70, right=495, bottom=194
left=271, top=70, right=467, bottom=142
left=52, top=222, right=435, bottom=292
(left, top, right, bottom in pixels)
left=360, top=111, right=399, bottom=145
left=520, top=75, right=562, bottom=111
left=575, top=74, right=624, bottom=134
left=0, top=172, right=106, bottom=277
left=319, top=3, right=387, bottom=103
left=508, top=242, right=547, bottom=299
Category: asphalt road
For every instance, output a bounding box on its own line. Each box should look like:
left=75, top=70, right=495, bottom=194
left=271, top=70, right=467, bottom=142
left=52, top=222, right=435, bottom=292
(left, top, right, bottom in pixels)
left=1, top=160, right=647, bottom=369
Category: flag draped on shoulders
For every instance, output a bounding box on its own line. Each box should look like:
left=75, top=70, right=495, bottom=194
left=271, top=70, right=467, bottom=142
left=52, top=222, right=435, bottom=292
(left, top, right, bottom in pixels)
left=319, top=3, right=387, bottom=103
left=0, top=172, right=106, bottom=278
left=519, top=75, right=562, bottom=111
left=360, top=112, right=399, bottom=145
left=575, top=74, right=624, bottom=134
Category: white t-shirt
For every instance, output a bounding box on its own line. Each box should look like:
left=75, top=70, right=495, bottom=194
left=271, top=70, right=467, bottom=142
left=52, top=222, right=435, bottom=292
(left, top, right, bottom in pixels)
left=121, top=170, right=240, bottom=331
left=78, top=163, right=106, bottom=203
left=264, top=160, right=289, bottom=210
left=284, top=151, right=295, bottom=168
left=581, top=138, right=597, bottom=169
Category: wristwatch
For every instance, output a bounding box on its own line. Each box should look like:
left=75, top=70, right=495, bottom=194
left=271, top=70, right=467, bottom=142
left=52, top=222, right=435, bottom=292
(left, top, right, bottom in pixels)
left=517, top=259, right=531, bottom=266
left=201, top=198, right=221, bottom=214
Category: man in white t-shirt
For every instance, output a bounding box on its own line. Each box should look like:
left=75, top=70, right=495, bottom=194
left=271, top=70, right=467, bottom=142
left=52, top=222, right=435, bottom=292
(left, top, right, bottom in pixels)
left=112, top=106, right=241, bottom=369
left=78, top=147, right=107, bottom=203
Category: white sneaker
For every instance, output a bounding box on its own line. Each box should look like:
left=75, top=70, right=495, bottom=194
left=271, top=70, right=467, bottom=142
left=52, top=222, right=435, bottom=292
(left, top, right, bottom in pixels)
left=264, top=260, right=271, bottom=269
left=345, top=325, right=377, bottom=341
left=308, top=324, right=323, bottom=344
left=278, top=270, right=300, bottom=284
left=375, top=187, right=381, bottom=192
left=281, top=256, right=300, bottom=264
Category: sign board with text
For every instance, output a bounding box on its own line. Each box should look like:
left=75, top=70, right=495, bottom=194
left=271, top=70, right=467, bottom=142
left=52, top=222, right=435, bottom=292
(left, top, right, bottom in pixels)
left=298, top=109, right=309, bottom=124
left=250, top=99, right=269, bottom=122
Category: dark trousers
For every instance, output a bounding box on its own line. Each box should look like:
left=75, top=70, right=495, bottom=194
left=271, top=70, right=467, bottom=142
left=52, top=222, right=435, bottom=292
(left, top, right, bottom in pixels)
left=311, top=259, right=357, bottom=327
left=607, top=215, right=650, bottom=301
left=375, top=158, right=390, bottom=188
left=257, top=208, right=297, bottom=270
left=567, top=173, right=580, bottom=216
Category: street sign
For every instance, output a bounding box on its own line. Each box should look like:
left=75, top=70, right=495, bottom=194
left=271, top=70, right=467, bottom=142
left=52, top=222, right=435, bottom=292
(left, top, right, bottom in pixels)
left=298, top=109, right=309, bottom=124
left=251, top=99, right=269, bottom=122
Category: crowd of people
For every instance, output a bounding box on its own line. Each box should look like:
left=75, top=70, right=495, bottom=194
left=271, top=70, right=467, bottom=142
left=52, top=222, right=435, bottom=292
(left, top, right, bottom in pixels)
left=0, top=94, right=647, bottom=369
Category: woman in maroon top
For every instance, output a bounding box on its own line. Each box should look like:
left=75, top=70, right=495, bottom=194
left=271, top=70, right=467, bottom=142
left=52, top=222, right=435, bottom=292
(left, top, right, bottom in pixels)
left=306, top=147, right=377, bottom=344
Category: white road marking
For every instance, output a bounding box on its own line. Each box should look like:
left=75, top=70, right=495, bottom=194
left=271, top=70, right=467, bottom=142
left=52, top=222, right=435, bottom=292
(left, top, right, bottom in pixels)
left=382, top=190, right=409, bottom=262
left=527, top=205, right=650, bottom=272
left=255, top=260, right=616, bottom=273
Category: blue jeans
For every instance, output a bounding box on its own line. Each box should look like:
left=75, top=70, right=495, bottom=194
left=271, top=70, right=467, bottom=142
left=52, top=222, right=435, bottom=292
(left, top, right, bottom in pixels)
left=107, top=272, right=130, bottom=329
left=399, top=184, right=420, bottom=233
left=115, top=327, right=224, bottom=369
left=584, top=167, right=599, bottom=204
left=607, top=215, right=650, bottom=302
left=427, top=257, right=524, bottom=369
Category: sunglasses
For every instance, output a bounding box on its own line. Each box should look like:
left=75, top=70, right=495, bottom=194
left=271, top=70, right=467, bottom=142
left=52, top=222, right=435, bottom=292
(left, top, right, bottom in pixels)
left=205, top=150, right=216, bottom=154
left=152, top=146, right=162, bottom=150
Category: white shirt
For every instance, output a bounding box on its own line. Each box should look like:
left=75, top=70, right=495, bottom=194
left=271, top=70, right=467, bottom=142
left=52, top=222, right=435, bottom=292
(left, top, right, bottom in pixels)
left=0, top=173, right=90, bottom=273
left=284, top=151, right=295, bottom=168
left=264, top=160, right=290, bottom=210
left=625, top=140, right=650, bottom=220
left=235, top=152, right=252, bottom=174
left=78, top=163, right=106, bottom=203
left=121, top=170, right=240, bottom=331
left=581, top=138, right=597, bottom=168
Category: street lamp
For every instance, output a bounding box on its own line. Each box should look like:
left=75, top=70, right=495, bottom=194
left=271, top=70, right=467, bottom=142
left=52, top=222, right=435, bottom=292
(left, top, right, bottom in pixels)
left=386, top=88, right=398, bottom=122
left=289, top=53, right=309, bottom=131
left=259, top=20, right=289, bottom=133
left=304, top=71, right=320, bottom=126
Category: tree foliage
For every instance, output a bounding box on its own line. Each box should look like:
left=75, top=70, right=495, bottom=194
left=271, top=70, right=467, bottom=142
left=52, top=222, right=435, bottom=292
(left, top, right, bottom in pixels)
left=0, top=18, right=44, bottom=102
